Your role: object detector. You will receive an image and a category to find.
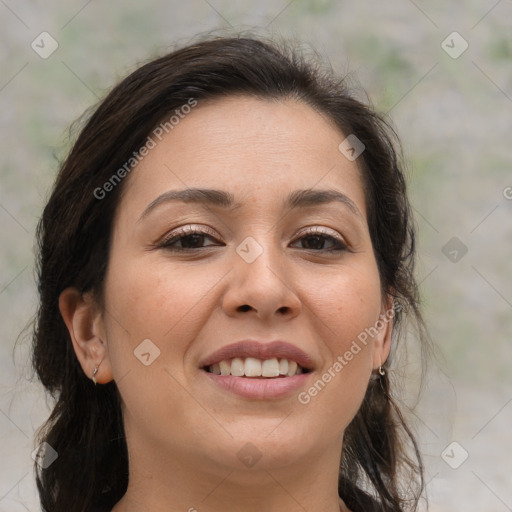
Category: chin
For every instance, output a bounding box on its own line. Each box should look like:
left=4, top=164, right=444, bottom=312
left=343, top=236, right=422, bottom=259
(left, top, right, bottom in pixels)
left=208, top=421, right=317, bottom=471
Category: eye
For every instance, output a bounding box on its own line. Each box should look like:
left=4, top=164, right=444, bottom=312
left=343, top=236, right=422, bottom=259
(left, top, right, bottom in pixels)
left=158, top=225, right=223, bottom=251
left=290, top=227, right=347, bottom=252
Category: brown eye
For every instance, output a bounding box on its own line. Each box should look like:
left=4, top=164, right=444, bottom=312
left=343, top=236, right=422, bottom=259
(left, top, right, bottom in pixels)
left=159, top=226, right=223, bottom=252
left=290, top=228, right=347, bottom=252
left=165, top=233, right=212, bottom=249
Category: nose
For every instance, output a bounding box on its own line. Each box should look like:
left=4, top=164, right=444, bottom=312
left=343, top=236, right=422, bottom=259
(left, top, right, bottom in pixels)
left=221, top=238, right=302, bottom=322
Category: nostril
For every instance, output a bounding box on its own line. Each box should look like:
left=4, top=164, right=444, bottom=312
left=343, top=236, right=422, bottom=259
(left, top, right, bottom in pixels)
left=237, top=304, right=252, bottom=312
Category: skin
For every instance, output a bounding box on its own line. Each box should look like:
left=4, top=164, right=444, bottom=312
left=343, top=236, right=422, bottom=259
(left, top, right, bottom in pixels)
left=59, top=96, right=392, bottom=512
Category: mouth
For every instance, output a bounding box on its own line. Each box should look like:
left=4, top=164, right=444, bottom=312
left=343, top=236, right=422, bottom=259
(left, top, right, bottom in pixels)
left=202, top=357, right=311, bottom=378
left=198, top=340, right=314, bottom=399
left=199, top=340, right=315, bottom=376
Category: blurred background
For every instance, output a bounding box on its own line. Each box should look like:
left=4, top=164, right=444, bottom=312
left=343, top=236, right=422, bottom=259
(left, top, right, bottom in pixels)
left=1, top=1, right=511, bottom=510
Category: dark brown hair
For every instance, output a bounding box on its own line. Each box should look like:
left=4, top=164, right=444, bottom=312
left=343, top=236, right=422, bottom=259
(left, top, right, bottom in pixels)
left=32, top=35, right=429, bottom=512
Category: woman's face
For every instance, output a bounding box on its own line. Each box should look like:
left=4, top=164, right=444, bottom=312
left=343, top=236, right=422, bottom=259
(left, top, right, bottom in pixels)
left=85, top=96, right=391, bottom=474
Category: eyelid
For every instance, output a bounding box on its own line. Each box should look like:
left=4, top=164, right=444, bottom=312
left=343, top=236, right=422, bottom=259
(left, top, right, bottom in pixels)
left=159, top=224, right=221, bottom=244
left=294, top=225, right=346, bottom=241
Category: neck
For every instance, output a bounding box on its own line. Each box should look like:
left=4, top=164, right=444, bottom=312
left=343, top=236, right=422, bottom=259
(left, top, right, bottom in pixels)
left=111, top=425, right=347, bottom=512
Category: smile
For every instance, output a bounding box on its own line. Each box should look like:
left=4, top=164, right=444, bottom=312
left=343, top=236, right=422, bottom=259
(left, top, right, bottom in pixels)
left=204, top=357, right=308, bottom=378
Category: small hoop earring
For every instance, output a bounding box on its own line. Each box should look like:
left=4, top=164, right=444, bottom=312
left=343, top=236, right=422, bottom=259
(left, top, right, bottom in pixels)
left=92, top=366, right=99, bottom=385
left=378, top=357, right=386, bottom=376
left=92, top=363, right=101, bottom=385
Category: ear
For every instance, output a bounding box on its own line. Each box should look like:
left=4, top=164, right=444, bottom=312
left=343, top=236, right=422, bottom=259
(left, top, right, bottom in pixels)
left=59, top=287, right=113, bottom=385
left=372, top=294, right=394, bottom=370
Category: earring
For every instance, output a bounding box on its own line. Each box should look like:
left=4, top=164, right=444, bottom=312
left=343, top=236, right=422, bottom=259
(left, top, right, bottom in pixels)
left=378, top=357, right=386, bottom=376
left=92, top=365, right=100, bottom=385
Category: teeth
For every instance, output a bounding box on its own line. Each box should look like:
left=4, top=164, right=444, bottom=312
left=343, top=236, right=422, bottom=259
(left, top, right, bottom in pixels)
left=219, top=360, right=231, bottom=376
left=244, top=357, right=262, bottom=377
left=230, top=357, right=244, bottom=377
left=208, top=357, right=305, bottom=377
left=287, top=360, right=298, bottom=377
left=261, top=358, right=280, bottom=377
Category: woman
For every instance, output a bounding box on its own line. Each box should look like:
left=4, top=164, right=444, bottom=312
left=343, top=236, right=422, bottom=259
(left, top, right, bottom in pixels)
left=32, top=36, right=429, bottom=512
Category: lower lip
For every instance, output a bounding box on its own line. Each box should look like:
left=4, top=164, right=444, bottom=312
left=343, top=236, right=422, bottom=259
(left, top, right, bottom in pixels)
left=201, top=370, right=311, bottom=399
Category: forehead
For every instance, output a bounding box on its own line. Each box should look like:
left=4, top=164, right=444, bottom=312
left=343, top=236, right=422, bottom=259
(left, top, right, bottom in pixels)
left=119, top=95, right=367, bottom=220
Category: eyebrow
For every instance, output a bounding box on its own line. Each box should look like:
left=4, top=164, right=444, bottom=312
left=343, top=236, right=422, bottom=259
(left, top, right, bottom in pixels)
left=287, top=189, right=362, bottom=217
left=138, top=187, right=362, bottom=222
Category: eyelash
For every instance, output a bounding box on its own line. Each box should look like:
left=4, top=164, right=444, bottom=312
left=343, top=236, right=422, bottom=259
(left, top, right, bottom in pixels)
left=157, top=225, right=348, bottom=253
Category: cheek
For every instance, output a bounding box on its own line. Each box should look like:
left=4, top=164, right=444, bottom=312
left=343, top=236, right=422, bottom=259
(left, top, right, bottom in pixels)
left=101, top=259, right=224, bottom=444
left=102, top=256, right=226, bottom=372
left=295, top=261, right=382, bottom=423
left=302, top=260, right=382, bottom=351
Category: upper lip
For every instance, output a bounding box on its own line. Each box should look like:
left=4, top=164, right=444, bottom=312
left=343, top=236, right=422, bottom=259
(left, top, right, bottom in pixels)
left=199, top=340, right=315, bottom=371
